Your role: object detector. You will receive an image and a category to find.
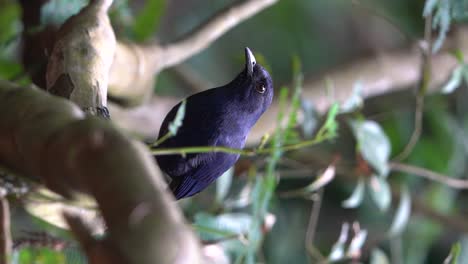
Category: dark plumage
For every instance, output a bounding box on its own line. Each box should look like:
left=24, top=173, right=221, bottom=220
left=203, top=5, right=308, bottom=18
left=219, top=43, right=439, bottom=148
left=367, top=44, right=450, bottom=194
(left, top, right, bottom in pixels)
left=156, top=48, right=273, bottom=199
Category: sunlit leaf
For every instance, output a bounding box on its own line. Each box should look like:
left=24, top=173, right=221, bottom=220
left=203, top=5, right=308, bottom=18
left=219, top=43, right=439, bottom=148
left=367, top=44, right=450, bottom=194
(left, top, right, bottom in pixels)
left=428, top=0, right=452, bottom=52
left=203, top=244, right=230, bottom=264
left=368, top=175, right=392, bottom=212
left=300, top=99, right=318, bottom=138
left=423, top=0, right=438, bottom=17
left=349, top=119, right=391, bottom=177
left=388, top=185, right=411, bottom=237
left=168, top=100, right=186, bottom=136
left=328, top=222, right=349, bottom=261
left=346, top=229, right=368, bottom=259
left=341, top=81, right=363, bottom=113
left=442, top=65, right=463, bottom=94
left=370, top=248, right=390, bottom=264
left=216, top=168, right=233, bottom=203
left=224, top=183, right=253, bottom=209
left=342, top=178, right=365, bottom=208
left=280, top=165, right=335, bottom=198
left=304, top=165, right=335, bottom=193
left=194, top=213, right=252, bottom=241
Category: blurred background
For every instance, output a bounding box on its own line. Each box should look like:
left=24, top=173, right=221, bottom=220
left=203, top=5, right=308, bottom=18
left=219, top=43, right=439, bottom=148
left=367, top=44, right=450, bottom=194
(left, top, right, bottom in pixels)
left=2, top=0, right=468, bottom=263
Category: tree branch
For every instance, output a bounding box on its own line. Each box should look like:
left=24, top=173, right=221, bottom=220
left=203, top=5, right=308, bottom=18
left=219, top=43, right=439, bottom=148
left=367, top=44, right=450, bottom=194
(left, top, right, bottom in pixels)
left=108, top=0, right=278, bottom=104
left=389, top=162, right=468, bottom=189
left=393, top=12, right=433, bottom=161
left=151, top=0, right=278, bottom=71
left=0, top=80, right=201, bottom=264
left=110, top=27, right=468, bottom=143
left=0, top=196, right=11, bottom=264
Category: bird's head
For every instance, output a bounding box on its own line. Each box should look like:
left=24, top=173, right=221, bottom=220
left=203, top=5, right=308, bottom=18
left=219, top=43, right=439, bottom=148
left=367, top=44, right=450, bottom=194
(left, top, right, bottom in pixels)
left=233, top=47, right=273, bottom=117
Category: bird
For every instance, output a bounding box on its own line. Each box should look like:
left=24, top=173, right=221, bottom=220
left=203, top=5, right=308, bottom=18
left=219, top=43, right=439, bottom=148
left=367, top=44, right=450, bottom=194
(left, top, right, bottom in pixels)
left=155, top=47, right=274, bottom=200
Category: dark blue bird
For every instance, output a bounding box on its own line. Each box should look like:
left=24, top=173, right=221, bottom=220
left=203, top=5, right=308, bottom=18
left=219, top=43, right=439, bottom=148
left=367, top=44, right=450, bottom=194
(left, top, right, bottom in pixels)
left=155, top=48, right=274, bottom=199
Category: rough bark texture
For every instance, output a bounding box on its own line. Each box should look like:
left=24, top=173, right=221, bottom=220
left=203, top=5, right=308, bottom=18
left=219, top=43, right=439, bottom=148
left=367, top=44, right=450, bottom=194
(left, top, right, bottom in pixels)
left=46, top=0, right=116, bottom=118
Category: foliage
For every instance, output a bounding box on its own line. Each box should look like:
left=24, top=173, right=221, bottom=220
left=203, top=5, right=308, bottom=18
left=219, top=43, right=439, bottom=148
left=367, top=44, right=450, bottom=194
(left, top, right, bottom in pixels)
left=424, top=0, right=468, bottom=52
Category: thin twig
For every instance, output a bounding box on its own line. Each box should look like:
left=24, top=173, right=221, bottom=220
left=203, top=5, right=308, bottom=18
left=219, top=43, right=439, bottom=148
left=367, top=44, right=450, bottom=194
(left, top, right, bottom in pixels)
left=305, top=188, right=326, bottom=264
left=389, top=162, right=468, bottom=189
left=151, top=0, right=278, bottom=71
left=393, top=12, right=432, bottom=161
left=0, top=196, right=11, bottom=264
left=151, top=132, right=332, bottom=156
left=390, top=236, right=403, bottom=264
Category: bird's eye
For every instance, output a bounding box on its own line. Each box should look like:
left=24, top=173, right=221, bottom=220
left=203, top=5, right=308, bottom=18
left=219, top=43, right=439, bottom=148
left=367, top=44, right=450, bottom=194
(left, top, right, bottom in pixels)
left=256, top=85, right=266, bottom=94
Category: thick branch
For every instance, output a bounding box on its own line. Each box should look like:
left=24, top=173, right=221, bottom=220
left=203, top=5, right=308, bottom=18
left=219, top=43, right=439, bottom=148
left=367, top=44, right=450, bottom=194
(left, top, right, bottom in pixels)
left=0, top=80, right=201, bottom=264
left=46, top=0, right=116, bottom=117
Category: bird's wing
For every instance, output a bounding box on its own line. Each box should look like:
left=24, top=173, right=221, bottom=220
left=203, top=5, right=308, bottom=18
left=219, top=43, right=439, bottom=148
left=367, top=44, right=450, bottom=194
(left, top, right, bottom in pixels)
left=156, top=97, right=225, bottom=177
left=170, top=152, right=238, bottom=199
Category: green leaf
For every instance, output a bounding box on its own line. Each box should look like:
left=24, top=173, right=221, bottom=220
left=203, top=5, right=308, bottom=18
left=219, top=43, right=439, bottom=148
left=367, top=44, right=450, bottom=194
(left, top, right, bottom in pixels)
left=444, top=242, right=461, bottom=264
left=350, top=119, right=391, bottom=177
left=0, top=1, right=20, bottom=45
left=300, top=99, right=318, bottom=138
left=387, top=185, right=411, bottom=237
left=216, top=168, right=233, bottom=203
left=317, top=103, right=339, bottom=139
left=423, top=0, right=439, bottom=17
left=304, top=165, right=335, bottom=193
left=450, top=49, right=465, bottom=63
left=368, top=175, right=392, bottom=212
left=168, top=100, right=186, bottom=136
left=132, top=0, right=166, bottom=41
left=430, top=0, right=452, bottom=52
left=0, top=60, right=23, bottom=80
left=13, top=247, right=67, bottom=264
left=327, top=223, right=349, bottom=261
left=370, top=248, right=390, bottom=264
left=341, top=81, right=363, bottom=113
left=280, top=165, right=335, bottom=198
left=442, top=65, right=463, bottom=94
left=346, top=228, right=368, bottom=259
left=342, top=178, right=365, bottom=208
left=193, top=213, right=252, bottom=241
